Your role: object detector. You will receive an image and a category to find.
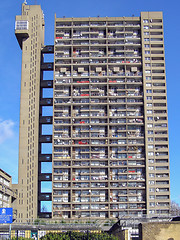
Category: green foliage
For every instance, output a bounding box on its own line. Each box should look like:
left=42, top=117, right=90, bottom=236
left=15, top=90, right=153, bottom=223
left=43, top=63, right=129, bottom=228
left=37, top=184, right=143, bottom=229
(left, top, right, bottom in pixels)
left=40, top=232, right=118, bottom=240
left=103, top=220, right=116, bottom=226
left=12, top=237, right=32, bottom=240
left=34, top=218, right=41, bottom=225
left=34, top=218, right=46, bottom=225
left=60, top=219, right=66, bottom=224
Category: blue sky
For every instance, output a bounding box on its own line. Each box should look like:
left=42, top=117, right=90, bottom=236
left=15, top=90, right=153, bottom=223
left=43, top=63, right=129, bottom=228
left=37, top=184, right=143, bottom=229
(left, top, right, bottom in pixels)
left=0, top=0, right=180, bottom=205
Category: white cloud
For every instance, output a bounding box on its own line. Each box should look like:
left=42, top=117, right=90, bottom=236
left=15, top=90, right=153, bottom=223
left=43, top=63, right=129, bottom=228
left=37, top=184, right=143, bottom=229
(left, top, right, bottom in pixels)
left=0, top=119, right=15, bottom=144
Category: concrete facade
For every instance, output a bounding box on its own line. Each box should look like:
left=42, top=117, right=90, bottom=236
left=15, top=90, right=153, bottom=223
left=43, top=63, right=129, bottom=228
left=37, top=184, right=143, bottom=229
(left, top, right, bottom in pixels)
left=15, top=3, right=170, bottom=222
left=15, top=3, right=45, bottom=222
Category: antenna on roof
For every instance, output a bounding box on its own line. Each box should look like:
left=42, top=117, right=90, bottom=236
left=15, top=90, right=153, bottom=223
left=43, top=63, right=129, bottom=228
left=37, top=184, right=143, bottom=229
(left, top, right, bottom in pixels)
left=24, top=0, right=27, bottom=4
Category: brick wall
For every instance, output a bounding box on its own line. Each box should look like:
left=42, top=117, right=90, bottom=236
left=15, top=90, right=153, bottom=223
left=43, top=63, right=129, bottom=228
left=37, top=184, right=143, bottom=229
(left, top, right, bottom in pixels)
left=139, top=222, right=180, bottom=240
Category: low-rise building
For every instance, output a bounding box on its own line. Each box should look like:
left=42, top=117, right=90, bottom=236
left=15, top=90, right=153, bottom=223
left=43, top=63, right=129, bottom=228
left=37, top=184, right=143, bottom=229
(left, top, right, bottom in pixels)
left=0, top=169, right=17, bottom=209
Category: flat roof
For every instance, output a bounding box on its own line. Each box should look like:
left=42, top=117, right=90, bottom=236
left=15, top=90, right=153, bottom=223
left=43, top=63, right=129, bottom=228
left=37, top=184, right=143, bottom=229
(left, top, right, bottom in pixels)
left=0, top=168, right=11, bottom=178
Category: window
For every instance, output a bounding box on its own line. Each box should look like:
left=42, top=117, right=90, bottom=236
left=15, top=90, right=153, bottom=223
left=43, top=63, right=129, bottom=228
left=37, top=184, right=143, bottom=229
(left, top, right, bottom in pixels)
left=156, top=166, right=169, bottom=171
left=149, top=181, right=155, bottom=185
left=149, top=195, right=155, bottom=199
left=143, top=19, right=148, bottom=23
left=148, top=137, right=153, bottom=142
left=147, top=103, right=152, bottom=107
left=156, top=181, right=169, bottom=185
left=144, top=32, right=149, bottom=35
left=145, top=70, right=151, bottom=74
left=15, top=20, right=29, bottom=30
left=151, top=38, right=163, bottom=41
left=147, top=124, right=153, bottom=128
left=149, top=188, right=155, bottom=192
left=146, top=76, right=151, bottom=80
left=145, top=57, right=150, bottom=60
left=148, top=159, right=154, bottom=164
left=148, top=152, right=154, bottom=156
left=151, top=25, right=162, bottom=29
left=151, top=19, right=162, bottom=23
left=147, top=110, right=152, bottom=114
left=149, top=173, right=155, bottom=178
left=145, top=51, right=150, bottom=54
left=144, top=25, right=149, bottom=29
left=156, top=159, right=168, bottom=164
left=146, top=96, right=152, bottom=100
left=149, top=166, right=154, bottom=170
left=144, top=38, right=149, bottom=41
left=145, top=64, right=151, bottom=67
left=147, top=117, right=153, bottom=121
left=148, top=130, right=153, bottom=134
left=150, top=202, right=155, bottom=207
left=156, top=195, right=169, bottom=199
left=148, top=145, right=154, bottom=149
left=146, top=91, right=152, bottom=94
left=145, top=44, right=150, bottom=48
left=146, top=89, right=152, bottom=93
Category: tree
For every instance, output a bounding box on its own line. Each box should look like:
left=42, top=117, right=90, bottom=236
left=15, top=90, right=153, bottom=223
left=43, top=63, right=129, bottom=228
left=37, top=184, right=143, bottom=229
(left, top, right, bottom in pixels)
left=170, top=201, right=180, bottom=216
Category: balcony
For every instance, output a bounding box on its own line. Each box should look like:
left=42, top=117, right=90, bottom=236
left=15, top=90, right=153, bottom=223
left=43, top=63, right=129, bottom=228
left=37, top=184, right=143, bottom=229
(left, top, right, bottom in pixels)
left=55, top=79, right=71, bottom=84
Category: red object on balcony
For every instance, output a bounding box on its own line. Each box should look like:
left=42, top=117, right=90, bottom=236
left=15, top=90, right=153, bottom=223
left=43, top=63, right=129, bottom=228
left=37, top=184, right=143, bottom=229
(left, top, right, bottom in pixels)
left=81, top=94, right=89, bottom=96
left=128, top=156, right=132, bottom=158
left=78, top=141, right=87, bottom=144
left=78, top=80, right=89, bottom=83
